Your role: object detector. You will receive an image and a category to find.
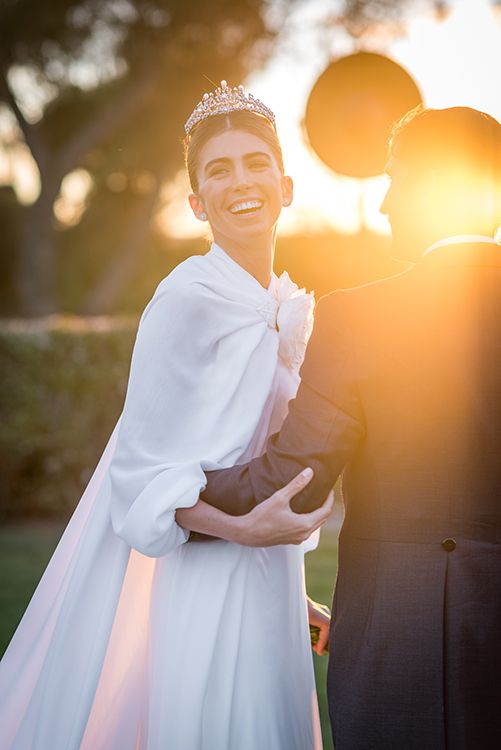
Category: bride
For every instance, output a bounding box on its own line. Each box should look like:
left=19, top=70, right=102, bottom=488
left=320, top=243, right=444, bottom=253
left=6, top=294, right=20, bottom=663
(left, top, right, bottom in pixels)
left=0, top=81, right=332, bottom=750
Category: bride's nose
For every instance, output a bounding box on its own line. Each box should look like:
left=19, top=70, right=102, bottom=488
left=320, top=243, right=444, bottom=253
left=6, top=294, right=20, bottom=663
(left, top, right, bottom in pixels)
left=232, top=163, right=252, bottom=190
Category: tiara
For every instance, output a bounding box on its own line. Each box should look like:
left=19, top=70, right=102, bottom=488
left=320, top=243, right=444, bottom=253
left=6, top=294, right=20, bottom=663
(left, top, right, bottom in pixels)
left=184, top=80, right=276, bottom=136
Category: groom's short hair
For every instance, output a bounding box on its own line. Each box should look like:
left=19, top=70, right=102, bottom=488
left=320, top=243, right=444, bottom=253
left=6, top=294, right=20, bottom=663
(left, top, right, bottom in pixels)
left=389, top=105, right=501, bottom=186
left=389, top=106, right=501, bottom=227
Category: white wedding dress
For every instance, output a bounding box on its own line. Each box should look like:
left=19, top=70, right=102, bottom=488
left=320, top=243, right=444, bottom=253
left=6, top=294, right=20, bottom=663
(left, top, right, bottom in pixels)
left=0, top=243, right=323, bottom=750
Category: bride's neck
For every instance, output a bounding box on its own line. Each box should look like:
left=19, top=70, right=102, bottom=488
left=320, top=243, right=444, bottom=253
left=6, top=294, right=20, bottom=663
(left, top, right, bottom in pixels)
left=214, top=232, right=275, bottom=288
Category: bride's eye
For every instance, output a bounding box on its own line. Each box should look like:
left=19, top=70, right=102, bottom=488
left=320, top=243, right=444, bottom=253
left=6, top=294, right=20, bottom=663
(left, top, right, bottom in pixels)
left=250, top=160, right=268, bottom=170
left=209, top=167, right=229, bottom=177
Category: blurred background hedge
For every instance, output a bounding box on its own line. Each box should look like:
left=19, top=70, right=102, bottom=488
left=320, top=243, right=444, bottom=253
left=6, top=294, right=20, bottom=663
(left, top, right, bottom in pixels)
left=0, top=231, right=404, bottom=521
left=0, top=315, right=136, bottom=520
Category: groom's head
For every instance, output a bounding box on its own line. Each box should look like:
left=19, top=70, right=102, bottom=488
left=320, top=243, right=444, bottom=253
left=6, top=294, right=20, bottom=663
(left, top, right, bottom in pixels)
left=380, top=106, right=501, bottom=261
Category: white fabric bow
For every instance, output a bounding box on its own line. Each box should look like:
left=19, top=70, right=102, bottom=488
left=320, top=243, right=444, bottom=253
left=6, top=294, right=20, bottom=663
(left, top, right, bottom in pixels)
left=270, top=271, right=315, bottom=370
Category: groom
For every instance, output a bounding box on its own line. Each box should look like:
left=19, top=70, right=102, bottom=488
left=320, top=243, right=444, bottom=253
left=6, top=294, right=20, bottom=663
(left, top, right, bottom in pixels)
left=198, top=106, right=501, bottom=749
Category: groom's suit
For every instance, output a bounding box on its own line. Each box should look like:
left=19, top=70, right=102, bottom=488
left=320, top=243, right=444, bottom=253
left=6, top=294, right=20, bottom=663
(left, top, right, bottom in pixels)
left=201, top=239, right=501, bottom=750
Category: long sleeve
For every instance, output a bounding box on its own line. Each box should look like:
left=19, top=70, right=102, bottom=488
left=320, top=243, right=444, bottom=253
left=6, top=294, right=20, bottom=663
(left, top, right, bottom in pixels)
left=109, top=278, right=210, bottom=556
left=201, top=292, right=366, bottom=514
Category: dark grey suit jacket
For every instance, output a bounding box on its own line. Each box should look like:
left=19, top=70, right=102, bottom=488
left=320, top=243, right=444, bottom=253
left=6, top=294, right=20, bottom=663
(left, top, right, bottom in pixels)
left=202, top=241, right=501, bottom=750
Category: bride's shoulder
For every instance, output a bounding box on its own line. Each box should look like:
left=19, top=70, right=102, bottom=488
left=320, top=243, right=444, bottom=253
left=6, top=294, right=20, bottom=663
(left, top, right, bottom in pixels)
left=141, top=252, right=217, bottom=324
left=156, top=252, right=209, bottom=293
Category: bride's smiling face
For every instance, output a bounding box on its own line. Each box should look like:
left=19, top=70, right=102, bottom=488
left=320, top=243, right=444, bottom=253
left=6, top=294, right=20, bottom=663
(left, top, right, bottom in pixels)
left=189, top=128, right=292, bottom=244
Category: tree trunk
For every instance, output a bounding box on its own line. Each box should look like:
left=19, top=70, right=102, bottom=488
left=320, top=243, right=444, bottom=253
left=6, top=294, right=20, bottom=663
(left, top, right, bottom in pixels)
left=16, top=179, right=61, bottom=316
left=4, top=65, right=159, bottom=316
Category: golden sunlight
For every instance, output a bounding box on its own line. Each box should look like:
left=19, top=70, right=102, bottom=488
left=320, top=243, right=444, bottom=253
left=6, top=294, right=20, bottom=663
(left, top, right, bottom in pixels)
left=54, top=169, right=93, bottom=227
left=162, top=0, right=501, bottom=239
left=2, top=0, right=500, bottom=238
left=234, top=0, right=501, bottom=239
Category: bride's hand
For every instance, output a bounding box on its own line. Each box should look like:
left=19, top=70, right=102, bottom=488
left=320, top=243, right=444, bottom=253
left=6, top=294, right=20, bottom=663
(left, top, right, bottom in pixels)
left=233, top=468, right=334, bottom=547
left=307, top=596, right=331, bottom=656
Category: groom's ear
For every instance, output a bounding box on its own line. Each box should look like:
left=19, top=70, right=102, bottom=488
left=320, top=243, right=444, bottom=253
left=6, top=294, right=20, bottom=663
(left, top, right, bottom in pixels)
left=282, top=175, right=293, bottom=207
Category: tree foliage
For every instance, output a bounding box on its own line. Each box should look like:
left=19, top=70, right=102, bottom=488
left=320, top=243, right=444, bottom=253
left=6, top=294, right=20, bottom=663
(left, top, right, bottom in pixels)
left=0, top=0, right=280, bottom=315
left=0, top=0, right=439, bottom=316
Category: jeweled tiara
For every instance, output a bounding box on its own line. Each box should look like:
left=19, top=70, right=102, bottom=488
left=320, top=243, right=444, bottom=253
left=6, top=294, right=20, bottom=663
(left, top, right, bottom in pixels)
left=184, top=80, right=276, bottom=136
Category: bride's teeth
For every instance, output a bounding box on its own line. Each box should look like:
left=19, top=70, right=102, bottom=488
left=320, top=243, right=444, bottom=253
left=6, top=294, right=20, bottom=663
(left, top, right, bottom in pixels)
left=229, top=200, right=263, bottom=214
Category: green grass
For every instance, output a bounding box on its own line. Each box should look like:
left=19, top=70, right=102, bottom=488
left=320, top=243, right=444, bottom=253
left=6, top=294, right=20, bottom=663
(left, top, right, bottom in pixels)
left=305, top=526, right=338, bottom=750
left=0, top=522, right=64, bottom=654
left=0, top=522, right=338, bottom=749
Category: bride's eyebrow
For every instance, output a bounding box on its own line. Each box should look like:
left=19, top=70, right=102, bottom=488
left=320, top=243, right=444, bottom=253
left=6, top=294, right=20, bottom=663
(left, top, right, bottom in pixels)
left=204, top=152, right=272, bottom=173
left=244, top=151, right=271, bottom=162
left=204, top=157, right=230, bottom=173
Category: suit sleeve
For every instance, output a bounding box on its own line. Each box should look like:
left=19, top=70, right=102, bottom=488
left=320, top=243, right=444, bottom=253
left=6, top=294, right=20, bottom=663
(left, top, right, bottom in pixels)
left=201, top=292, right=366, bottom=514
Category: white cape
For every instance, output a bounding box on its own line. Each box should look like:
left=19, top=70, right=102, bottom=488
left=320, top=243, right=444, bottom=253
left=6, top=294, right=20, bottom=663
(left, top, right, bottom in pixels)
left=0, top=244, right=316, bottom=749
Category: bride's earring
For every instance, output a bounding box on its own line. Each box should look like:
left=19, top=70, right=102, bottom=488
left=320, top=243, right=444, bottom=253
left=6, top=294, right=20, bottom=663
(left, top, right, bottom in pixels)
left=199, top=211, right=208, bottom=221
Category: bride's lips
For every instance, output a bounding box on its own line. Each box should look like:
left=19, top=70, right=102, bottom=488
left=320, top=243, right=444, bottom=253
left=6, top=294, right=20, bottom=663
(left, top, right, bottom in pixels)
left=228, top=199, right=264, bottom=216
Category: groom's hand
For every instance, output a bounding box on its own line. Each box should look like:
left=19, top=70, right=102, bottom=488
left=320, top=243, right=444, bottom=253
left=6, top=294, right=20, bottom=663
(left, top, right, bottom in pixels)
left=233, top=468, right=334, bottom=547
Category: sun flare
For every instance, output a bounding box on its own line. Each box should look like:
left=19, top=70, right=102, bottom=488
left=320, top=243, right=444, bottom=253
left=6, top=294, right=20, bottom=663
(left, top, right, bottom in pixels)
left=2, top=1, right=500, bottom=240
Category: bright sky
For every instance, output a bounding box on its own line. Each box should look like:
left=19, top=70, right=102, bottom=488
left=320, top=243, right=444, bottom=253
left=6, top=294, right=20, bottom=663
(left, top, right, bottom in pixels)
left=159, top=0, right=501, bottom=238
left=1, top=0, right=500, bottom=237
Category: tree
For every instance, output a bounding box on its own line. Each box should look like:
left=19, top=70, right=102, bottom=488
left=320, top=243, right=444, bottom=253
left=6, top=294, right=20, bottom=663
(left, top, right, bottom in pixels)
left=0, top=0, right=281, bottom=315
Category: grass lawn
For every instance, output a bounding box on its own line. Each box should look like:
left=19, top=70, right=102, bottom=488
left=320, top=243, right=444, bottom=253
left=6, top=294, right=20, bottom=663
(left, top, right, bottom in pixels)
left=0, top=521, right=339, bottom=750
left=305, top=526, right=338, bottom=750
left=0, top=522, right=64, bottom=656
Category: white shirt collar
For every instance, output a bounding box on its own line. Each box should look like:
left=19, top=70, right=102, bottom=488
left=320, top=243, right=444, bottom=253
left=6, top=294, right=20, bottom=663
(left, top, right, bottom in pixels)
left=423, top=235, right=498, bottom=257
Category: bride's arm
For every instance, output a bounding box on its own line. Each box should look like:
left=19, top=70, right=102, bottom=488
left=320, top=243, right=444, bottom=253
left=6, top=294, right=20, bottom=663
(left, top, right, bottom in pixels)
left=175, top=468, right=333, bottom=546
left=110, top=271, right=332, bottom=556
left=175, top=501, right=241, bottom=540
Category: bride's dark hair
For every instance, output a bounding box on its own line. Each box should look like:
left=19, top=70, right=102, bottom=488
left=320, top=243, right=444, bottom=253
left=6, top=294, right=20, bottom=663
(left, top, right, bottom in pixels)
left=184, top=110, right=285, bottom=193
